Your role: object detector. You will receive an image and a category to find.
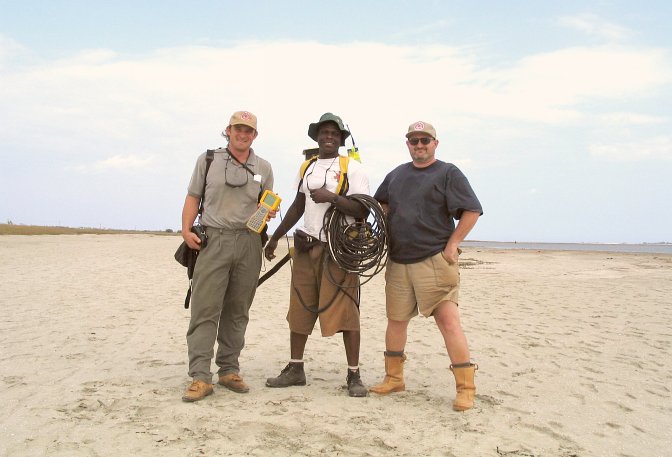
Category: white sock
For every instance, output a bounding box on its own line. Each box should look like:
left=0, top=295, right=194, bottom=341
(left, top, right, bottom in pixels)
left=290, top=359, right=304, bottom=364
left=348, top=366, right=359, bottom=372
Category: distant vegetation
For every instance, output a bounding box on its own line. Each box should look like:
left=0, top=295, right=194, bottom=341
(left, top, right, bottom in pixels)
left=0, top=223, right=178, bottom=236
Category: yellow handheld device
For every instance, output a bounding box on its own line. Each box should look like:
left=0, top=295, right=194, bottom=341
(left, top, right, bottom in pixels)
left=246, top=190, right=281, bottom=233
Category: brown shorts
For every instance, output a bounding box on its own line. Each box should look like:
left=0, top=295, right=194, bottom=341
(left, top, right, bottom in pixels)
left=288, top=244, right=361, bottom=337
left=384, top=252, right=460, bottom=320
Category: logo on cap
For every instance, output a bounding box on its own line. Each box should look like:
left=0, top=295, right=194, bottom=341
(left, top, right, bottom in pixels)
left=413, top=122, right=425, bottom=131
left=240, top=111, right=251, bottom=120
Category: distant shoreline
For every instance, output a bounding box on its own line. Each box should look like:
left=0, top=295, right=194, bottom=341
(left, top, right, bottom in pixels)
left=463, top=240, right=672, bottom=254
left=0, top=224, right=177, bottom=236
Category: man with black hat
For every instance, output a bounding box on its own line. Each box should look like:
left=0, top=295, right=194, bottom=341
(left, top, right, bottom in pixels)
left=181, top=111, right=275, bottom=402
left=263, top=112, right=370, bottom=397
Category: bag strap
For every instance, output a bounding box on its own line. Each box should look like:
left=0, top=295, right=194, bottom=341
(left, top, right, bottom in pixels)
left=198, top=150, right=215, bottom=219
left=182, top=150, right=214, bottom=309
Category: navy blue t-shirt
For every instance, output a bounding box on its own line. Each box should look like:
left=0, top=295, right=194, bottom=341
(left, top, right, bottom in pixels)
left=374, top=160, right=483, bottom=264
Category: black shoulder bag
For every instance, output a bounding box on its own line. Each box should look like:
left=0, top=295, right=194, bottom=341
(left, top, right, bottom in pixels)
left=174, top=150, right=214, bottom=308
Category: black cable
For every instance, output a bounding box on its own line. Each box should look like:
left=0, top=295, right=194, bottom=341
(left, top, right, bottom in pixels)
left=323, top=194, right=388, bottom=286
left=260, top=194, right=388, bottom=313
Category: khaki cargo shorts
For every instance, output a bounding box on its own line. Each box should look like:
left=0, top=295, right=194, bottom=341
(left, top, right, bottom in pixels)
left=384, top=251, right=460, bottom=320
left=288, top=244, right=361, bottom=337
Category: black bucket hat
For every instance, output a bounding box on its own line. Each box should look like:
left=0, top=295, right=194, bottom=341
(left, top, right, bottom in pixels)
left=307, top=112, right=351, bottom=146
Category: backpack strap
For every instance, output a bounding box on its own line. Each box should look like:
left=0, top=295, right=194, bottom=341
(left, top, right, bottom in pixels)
left=199, top=150, right=215, bottom=218
left=336, top=155, right=349, bottom=196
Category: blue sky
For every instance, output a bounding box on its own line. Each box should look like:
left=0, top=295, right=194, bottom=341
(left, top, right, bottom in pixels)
left=1, top=1, right=671, bottom=243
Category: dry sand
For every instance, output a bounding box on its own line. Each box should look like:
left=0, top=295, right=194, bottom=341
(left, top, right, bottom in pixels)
left=0, top=234, right=670, bottom=456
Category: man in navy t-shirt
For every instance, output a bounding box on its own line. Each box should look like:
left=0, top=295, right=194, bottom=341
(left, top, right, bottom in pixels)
left=371, top=120, right=483, bottom=411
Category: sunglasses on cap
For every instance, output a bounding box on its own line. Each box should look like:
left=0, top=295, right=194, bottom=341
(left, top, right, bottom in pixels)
left=408, top=137, right=434, bottom=146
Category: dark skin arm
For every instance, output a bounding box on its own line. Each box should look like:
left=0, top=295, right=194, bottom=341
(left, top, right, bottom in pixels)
left=309, top=187, right=368, bottom=218
left=264, top=191, right=306, bottom=260
left=264, top=188, right=369, bottom=261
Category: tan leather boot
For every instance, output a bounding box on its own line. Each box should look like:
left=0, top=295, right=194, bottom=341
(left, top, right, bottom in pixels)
left=451, top=363, right=477, bottom=411
left=181, top=379, right=213, bottom=402
left=369, top=352, right=406, bottom=394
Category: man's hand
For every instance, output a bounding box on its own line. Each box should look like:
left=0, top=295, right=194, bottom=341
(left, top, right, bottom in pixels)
left=182, top=229, right=202, bottom=250
left=309, top=187, right=336, bottom=204
left=264, top=238, right=278, bottom=260
left=442, top=243, right=460, bottom=265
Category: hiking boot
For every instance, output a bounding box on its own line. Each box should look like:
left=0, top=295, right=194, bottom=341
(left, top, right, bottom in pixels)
left=218, top=373, right=250, bottom=393
left=266, top=362, right=306, bottom=388
left=347, top=369, right=368, bottom=397
left=182, top=379, right=213, bottom=402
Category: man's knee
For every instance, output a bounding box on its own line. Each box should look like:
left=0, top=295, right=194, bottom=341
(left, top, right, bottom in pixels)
left=433, top=301, right=461, bottom=329
left=387, top=318, right=409, bottom=331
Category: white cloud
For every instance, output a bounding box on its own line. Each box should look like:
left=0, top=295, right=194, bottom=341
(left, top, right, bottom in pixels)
left=596, top=112, right=668, bottom=125
left=497, top=46, right=672, bottom=116
left=590, top=136, right=672, bottom=161
left=558, top=14, right=631, bottom=41
left=67, top=154, right=156, bottom=173
left=95, top=154, right=156, bottom=170
left=1, top=39, right=671, bottom=205
left=2, top=40, right=670, bottom=146
left=0, top=38, right=669, bottom=197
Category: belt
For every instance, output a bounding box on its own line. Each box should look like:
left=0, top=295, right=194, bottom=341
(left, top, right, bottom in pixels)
left=204, top=226, right=250, bottom=234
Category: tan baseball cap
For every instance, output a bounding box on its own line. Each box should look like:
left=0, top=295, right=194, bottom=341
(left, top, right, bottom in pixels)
left=406, top=121, right=436, bottom=139
left=229, top=110, right=258, bottom=130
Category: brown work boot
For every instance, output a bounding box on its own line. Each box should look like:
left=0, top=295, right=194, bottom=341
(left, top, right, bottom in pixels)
left=182, top=379, right=213, bottom=402
left=266, top=362, right=306, bottom=387
left=218, top=373, right=250, bottom=393
left=347, top=369, right=368, bottom=397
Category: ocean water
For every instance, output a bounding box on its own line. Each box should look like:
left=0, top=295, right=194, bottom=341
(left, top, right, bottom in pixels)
left=461, top=241, right=672, bottom=254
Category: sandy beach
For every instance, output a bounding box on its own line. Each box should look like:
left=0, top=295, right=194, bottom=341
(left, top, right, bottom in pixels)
left=1, top=234, right=670, bottom=457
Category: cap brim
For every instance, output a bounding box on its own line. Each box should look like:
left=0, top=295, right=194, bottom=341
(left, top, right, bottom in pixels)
left=406, top=131, right=434, bottom=138
left=308, top=122, right=350, bottom=146
left=230, top=122, right=257, bottom=131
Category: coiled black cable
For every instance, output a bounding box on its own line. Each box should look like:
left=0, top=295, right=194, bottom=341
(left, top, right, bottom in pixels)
left=323, top=194, right=388, bottom=286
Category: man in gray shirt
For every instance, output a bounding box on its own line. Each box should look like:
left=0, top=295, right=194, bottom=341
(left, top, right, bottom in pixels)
left=181, top=111, right=274, bottom=402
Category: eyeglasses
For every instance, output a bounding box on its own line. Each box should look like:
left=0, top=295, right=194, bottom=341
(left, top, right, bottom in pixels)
left=305, top=157, right=338, bottom=191
left=224, top=158, right=249, bottom=188
left=408, top=137, right=434, bottom=146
